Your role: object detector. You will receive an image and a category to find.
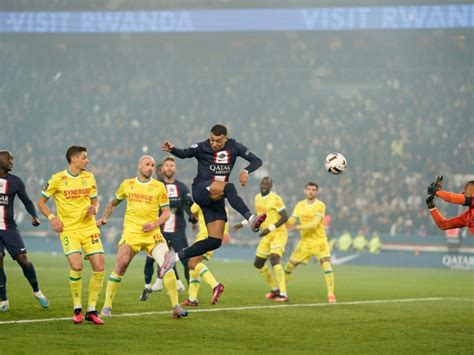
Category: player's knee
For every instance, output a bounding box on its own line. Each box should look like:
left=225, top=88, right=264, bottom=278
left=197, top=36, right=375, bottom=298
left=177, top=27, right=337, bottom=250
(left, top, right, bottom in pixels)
left=188, top=257, right=200, bottom=270
left=14, top=254, right=30, bottom=269
left=319, top=257, right=330, bottom=265
left=206, top=237, right=222, bottom=251
left=269, top=254, right=281, bottom=266
left=223, top=182, right=237, bottom=196
left=254, top=258, right=265, bottom=269
left=70, top=264, right=83, bottom=272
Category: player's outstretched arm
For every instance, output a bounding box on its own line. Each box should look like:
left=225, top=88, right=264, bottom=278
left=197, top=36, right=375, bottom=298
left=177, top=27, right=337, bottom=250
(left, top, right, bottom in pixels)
left=97, top=198, right=121, bottom=226
left=17, top=187, right=40, bottom=226
left=429, top=208, right=466, bottom=231
left=436, top=190, right=470, bottom=206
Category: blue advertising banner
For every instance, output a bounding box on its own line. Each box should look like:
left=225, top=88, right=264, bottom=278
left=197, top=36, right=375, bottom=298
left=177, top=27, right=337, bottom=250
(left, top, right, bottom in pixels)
left=0, top=5, right=472, bottom=33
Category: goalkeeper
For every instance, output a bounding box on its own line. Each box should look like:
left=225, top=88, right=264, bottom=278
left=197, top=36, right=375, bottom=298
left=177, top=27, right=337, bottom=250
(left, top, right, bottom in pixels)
left=426, top=176, right=474, bottom=235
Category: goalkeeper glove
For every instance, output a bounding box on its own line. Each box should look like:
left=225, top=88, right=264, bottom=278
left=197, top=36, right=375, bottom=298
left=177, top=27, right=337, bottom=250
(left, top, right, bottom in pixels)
left=427, top=176, right=443, bottom=196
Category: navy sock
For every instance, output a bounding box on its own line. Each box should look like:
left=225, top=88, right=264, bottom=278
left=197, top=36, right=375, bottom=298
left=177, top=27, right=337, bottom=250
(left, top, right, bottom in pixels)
left=178, top=237, right=222, bottom=260
left=0, top=267, right=6, bottom=301
left=180, top=259, right=190, bottom=284
left=144, top=256, right=155, bottom=284
left=224, top=183, right=252, bottom=220
left=21, top=262, right=39, bottom=292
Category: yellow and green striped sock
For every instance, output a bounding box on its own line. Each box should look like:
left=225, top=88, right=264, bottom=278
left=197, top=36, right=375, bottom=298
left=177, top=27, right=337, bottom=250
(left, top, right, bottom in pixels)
left=259, top=264, right=277, bottom=290
left=163, top=271, right=179, bottom=307
left=188, top=268, right=201, bottom=301
left=69, top=270, right=82, bottom=308
left=87, top=271, right=104, bottom=311
left=195, top=263, right=218, bottom=289
left=103, top=272, right=123, bottom=308
left=273, top=264, right=287, bottom=296
left=321, top=261, right=335, bottom=296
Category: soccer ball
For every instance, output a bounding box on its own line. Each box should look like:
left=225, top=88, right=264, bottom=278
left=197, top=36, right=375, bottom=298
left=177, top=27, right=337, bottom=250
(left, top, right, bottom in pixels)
left=324, top=152, right=347, bottom=175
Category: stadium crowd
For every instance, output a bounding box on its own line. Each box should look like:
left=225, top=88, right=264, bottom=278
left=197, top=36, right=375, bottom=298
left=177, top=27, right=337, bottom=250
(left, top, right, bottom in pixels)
left=2, top=30, right=472, bottom=238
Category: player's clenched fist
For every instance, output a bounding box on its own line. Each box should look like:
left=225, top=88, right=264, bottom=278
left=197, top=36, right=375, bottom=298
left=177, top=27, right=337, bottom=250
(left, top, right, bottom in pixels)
left=239, top=170, right=249, bottom=187
left=161, top=141, right=174, bottom=152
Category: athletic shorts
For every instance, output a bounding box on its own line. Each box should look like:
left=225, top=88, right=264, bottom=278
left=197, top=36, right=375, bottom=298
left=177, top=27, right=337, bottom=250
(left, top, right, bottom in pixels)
left=59, top=227, right=104, bottom=258
left=163, top=231, right=189, bottom=254
left=289, top=239, right=331, bottom=265
left=192, top=180, right=228, bottom=224
left=0, top=229, right=26, bottom=259
left=119, top=230, right=167, bottom=254
left=256, top=230, right=288, bottom=259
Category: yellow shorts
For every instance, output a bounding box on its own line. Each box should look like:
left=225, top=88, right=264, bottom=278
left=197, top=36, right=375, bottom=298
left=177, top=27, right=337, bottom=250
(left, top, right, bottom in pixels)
left=289, top=239, right=331, bottom=265
left=195, top=231, right=213, bottom=260
left=60, top=227, right=104, bottom=258
left=256, top=230, right=288, bottom=259
left=118, top=230, right=166, bottom=254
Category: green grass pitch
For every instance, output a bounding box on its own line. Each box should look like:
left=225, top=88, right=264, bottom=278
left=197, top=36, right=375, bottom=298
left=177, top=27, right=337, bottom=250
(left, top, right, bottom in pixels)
left=0, top=253, right=472, bottom=354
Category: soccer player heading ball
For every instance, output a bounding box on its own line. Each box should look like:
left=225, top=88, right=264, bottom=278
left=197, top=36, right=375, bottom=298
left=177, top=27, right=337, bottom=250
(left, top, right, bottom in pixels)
left=159, top=124, right=267, bottom=280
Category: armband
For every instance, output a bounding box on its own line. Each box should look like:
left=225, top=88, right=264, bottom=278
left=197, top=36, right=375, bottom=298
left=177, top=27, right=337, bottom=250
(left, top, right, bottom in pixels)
left=47, top=213, right=56, bottom=221
left=464, top=196, right=472, bottom=207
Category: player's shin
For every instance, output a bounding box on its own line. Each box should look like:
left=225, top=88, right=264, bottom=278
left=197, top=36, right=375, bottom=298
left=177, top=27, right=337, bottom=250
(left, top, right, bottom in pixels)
left=178, top=237, right=221, bottom=260
left=321, top=261, right=335, bottom=297
left=144, top=256, right=155, bottom=286
left=103, top=272, right=123, bottom=308
left=163, top=271, right=179, bottom=307
left=273, top=264, right=287, bottom=296
left=188, top=269, right=201, bottom=301
left=87, top=271, right=104, bottom=312
left=195, top=263, right=218, bottom=289
left=259, top=264, right=278, bottom=290
left=69, top=270, right=83, bottom=309
left=283, top=262, right=296, bottom=283
left=223, top=183, right=252, bottom=220
left=0, top=267, right=7, bottom=301
left=21, top=261, right=39, bottom=292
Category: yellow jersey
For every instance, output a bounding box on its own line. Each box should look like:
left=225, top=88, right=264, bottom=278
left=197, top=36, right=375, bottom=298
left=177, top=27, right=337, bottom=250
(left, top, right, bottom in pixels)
left=41, top=169, right=99, bottom=233
left=290, top=199, right=327, bottom=241
left=255, top=191, right=286, bottom=233
left=190, top=203, right=229, bottom=237
left=115, top=177, right=169, bottom=234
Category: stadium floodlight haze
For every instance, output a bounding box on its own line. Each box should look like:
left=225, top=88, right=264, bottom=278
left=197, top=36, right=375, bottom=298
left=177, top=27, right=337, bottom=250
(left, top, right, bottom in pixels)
left=0, top=1, right=473, bottom=352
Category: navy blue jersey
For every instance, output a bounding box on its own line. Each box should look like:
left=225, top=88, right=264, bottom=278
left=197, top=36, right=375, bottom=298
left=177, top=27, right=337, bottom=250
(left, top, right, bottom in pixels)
left=171, top=138, right=262, bottom=185
left=161, top=179, right=194, bottom=233
left=0, top=173, right=38, bottom=230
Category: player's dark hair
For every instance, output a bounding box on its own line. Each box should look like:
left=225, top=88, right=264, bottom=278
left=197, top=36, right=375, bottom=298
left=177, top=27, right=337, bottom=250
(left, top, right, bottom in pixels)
left=467, top=180, right=474, bottom=186
left=162, top=156, right=176, bottom=164
left=0, top=150, right=12, bottom=157
left=262, top=176, right=273, bottom=184
left=210, top=124, right=227, bottom=137
left=305, top=181, right=319, bottom=189
left=66, top=146, right=87, bottom=163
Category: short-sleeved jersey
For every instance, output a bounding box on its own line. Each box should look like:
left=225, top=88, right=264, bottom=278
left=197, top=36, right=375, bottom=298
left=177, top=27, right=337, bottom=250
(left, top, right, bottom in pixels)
left=255, top=191, right=286, bottom=233
left=291, top=199, right=327, bottom=241
left=190, top=202, right=229, bottom=236
left=170, top=138, right=262, bottom=185
left=162, top=179, right=193, bottom=234
left=42, top=169, right=98, bottom=233
left=115, top=177, right=169, bottom=234
left=0, top=173, right=38, bottom=230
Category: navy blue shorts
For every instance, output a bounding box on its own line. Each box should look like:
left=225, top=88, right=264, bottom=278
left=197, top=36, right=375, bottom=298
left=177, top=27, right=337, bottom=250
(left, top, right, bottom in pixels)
left=0, top=229, right=27, bottom=259
left=192, top=181, right=228, bottom=224
left=163, top=231, right=189, bottom=254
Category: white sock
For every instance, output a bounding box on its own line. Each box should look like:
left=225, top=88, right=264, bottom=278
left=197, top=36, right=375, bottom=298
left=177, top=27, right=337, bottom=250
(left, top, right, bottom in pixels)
left=86, top=306, right=95, bottom=312
left=74, top=304, right=82, bottom=310
left=145, top=283, right=151, bottom=289
left=33, top=290, right=45, bottom=298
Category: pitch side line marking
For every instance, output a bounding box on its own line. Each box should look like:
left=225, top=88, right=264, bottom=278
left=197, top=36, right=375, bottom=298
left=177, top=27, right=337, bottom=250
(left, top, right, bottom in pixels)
left=0, top=297, right=472, bottom=325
